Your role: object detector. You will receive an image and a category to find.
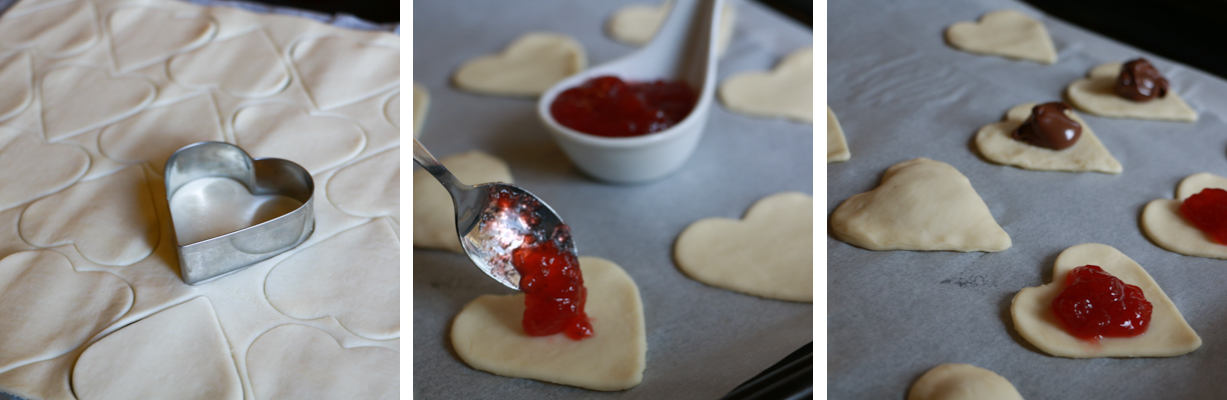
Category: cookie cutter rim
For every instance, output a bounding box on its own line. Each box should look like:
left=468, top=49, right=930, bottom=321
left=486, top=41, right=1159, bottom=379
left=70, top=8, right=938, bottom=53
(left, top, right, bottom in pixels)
left=164, top=141, right=315, bottom=285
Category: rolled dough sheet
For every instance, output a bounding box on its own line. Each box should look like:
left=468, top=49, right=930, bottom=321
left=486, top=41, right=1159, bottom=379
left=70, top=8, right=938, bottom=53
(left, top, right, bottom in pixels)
left=827, top=106, right=849, bottom=163
left=1011, top=243, right=1201, bottom=358
left=327, top=146, right=399, bottom=222
left=830, top=158, right=1011, bottom=252
left=907, top=363, right=1023, bottom=400
left=945, top=10, right=1056, bottom=64
left=718, top=47, right=813, bottom=123
left=0, top=127, right=88, bottom=212
left=974, top=102, right=1121, bottom=174
left=1141, top=172, right=1227, bottom=259
left=1066, top=62, right=1197, bottom=122
left=674, top=192, right=812, bottom=302
left=246, top=324, right=398, bottom=400
left=452, top=32, right=586, bottom=97
left=412, top=150, right=514, bottom=253
left=450, top=257, right=646, bottom=391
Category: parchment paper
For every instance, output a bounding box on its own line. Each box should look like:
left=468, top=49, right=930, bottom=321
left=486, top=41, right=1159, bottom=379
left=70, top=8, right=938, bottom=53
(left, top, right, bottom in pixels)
left=829, top=0, right=1227, bottom=398
left=412, top=1, right=813, bottom=398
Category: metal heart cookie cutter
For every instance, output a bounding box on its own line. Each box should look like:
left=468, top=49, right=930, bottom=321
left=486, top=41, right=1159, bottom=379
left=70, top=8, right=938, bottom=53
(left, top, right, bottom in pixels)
left=164, top=142, right=315, bottom=285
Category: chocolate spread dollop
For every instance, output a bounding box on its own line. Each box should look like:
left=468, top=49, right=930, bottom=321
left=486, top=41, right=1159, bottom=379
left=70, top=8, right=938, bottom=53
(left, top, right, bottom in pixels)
left=1012, top=102, right=1081, bottom=150
left=1114, top=58, right=1169, bottom=102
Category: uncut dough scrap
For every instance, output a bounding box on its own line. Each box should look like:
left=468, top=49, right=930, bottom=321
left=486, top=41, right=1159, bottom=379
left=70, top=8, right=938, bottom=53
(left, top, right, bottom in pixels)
left=1011, top=243, right=1201, bottom=358
left=827, top=107, right=849, bottom=163
left=1066, top=62, right=1197, bottom=122
left=945, top=10, right=1056, bottom=64
left=453, top=32, right=586, bottom=96
left=451, top=257, right=646, bottom=391
left=975, top=102, right=1120, bottom=174
left=605, top=0, right=737, bottom=56
left=831, top=158, right=1011, bottom=252
left=719, top=47, right=813, bottom=123
left=1141, top=172, right=1227, bottom=259
left=413, top=150, right=514, bottom=253
left=908, top=364, right=1023, bottom=400
left=675, top=192, right=812, bottom=302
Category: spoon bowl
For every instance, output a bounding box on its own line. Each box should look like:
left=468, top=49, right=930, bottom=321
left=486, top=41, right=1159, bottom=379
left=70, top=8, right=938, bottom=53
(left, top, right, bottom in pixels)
left=413, top=138, right=573, bottom=290
left=538, top=0, right=723, bottom=184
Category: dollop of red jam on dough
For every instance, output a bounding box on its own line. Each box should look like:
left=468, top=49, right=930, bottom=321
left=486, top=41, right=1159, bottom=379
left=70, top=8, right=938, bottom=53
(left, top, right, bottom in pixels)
left=550, top=75, right=697, bottom=138
left=511, top=227, right=592, bottom=340
left=1051, top=265, right=1152, bottom=340
left=1179, top=188, right=1227, bottom=245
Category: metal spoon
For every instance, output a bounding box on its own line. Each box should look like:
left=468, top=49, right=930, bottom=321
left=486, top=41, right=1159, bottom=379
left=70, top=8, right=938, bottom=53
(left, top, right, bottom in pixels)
left=412, top=138, right=574, bottom=290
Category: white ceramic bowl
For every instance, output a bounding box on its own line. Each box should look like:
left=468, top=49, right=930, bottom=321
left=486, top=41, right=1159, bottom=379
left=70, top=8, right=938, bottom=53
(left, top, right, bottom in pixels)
left=536, top=0, right=720, bottom=184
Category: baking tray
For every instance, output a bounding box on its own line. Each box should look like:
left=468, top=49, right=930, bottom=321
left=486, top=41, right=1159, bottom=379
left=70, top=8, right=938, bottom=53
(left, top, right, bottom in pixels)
left=412, top=0, right=813, bottom=398
left=828, top=0, right=1227, bottom=398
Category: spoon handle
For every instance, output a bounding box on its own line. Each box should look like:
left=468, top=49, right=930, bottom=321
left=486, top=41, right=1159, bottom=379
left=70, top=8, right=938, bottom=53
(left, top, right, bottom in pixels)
left=412, top=138, right=473, bottom=196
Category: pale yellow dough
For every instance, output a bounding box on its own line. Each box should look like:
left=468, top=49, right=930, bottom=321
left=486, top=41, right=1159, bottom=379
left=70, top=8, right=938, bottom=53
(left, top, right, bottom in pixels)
left=327, top=147, right=399, bottom=222
left=106, top=5, right=217, bottom=72
left=73, top=297, right=242, bottom=400
left=605, top=0, right=736, bottom=56
left=975, top=103, right=1121, bottom=174
left=290, top=36, right=399, bottom=110
left=1141, top=173, right=1227, bottom=259
left=0, top=52, right=33, bottom=122
left=675, top=192, right=812, bottom=302
left=0, top=128, right=89, bottom=212
left=247, top=324, right=398, bottom=400
left=98, top=93, right=226, bottom=173
left=945, top=10, right=1056, bottom=64
left=40, top=65, right=156, bottom=142
left=232, top=102, right=366, bottom=174
left=719, top=47, right=812, bottom=123
left=831, top=158, right=1011, bottom=252
left=168, top=28, right=291, bottom=98
left=452, top=32, right=586, bottom=97
left=0, top=0, right=99, bottom=58
left=1011, top=243, right=1201, bottom=358
left=827, top=107, right=849, bottom=163
left=908, top=364, right=1023, bottom=400
left=413, top=151, right=513, bottom=253
left=451, top=257, right=646, bottom=391
left=1066, top=62, right=1197, bottom=122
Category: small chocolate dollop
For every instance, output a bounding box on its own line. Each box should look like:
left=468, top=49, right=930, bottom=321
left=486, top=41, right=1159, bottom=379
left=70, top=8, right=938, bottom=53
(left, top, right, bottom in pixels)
left=1012, top=102, right=1081, bottom=150
left=1114, top=58, right=1169, bottom=102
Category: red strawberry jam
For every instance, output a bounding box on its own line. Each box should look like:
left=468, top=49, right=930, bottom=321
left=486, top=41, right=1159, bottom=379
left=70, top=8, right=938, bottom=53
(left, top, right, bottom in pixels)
left=1051, top=265, right=1152, bottom=340
left=550, top=75, right=697, bottom=137
left=511, top=227, right=592, bottom=340
left=1180, top=188, right=1227, bottom=244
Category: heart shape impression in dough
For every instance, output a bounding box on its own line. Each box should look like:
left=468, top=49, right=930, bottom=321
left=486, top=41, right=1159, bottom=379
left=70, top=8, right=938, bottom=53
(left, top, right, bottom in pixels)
left=975, top=102, right=1121, bottom=174
left=0, top=52, right=33, bottom=122
left=451, top=257, right=646, bottom=391
left=945, top=10, right=1056, bottom=64
left=1011, top=243, right=1201, bottom=358
left=107, top=6, right=216, bottom=72
left=675, top=192, right=812, bottom=302
left=718, top=47, right=813, bottom=123
left=831, top=158, right=1011, bottom=252
left=452, top=32, right=586, bottom=97
left=0, top=0, right=100, bottom=58
left=291, top=36, right=398, bottom=110
left=246, top=324, right=397, bottom=399
left=164, top=142, right=314, bottom=284
left=1141, top=173, right=1227, bottom=259
left=0, top=128, right=89, bottom=211
left=1066, top=62, right=1197, bottom=122
left=232, top=103, right=366, bottom=174
left=40, top=65, right=155, bottom=142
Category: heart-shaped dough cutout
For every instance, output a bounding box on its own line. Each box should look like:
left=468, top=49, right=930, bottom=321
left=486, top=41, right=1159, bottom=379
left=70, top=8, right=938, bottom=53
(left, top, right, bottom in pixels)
left=606, top=0, right=736, bottom=56
left=413, top=150, right=513, bottom=253
left=675, top=192, right=812, bottom=302
left=719, top=47, right=813, bottom=123
left=328, top=147, right=398, bottom=222
left=265, top=219, right=399, bottom=340
left=451, top=257, right=646, bottom=391
left=291, top=36, right=399, bottom=110
left=232, top=103, right=366, bottom=174
left=40, top=65, right=156, bottom=142
left=827, top=107, right=849, bottom=163
left=168, top=177, right=302, bottom=245
left=908, top=363, right=1023, bottom=400
left=0, top=0, right=99, bottom=58
left=1066, top=62, right=1197, bottom=122
left=99, top=93, right=226, bottom=174
left=73, top=297, right=242, bottom=400
left=831, top=158, right=1011, bottom=252
left=1141, top=172, right=1227, bottom=259
left=453, top=32, right=586, bottom=97
left=168, top=29, right=290, bottom=98
left=975, top=102, right=1121, bottom=174
left=1011, top=243, right=1201, bottom=357
left=0, top=52, right=33, bottom=122
left=19, top=164, right=159, bottom=266
left=0, top=250, right=132, bottom=373
left=247, top=324, right=397, bottom=399
left=107, top=6, right=216, bottom=72
left=0, top=128, right=88, bottom=212
left=945, top=10, right=1056, bottom=64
